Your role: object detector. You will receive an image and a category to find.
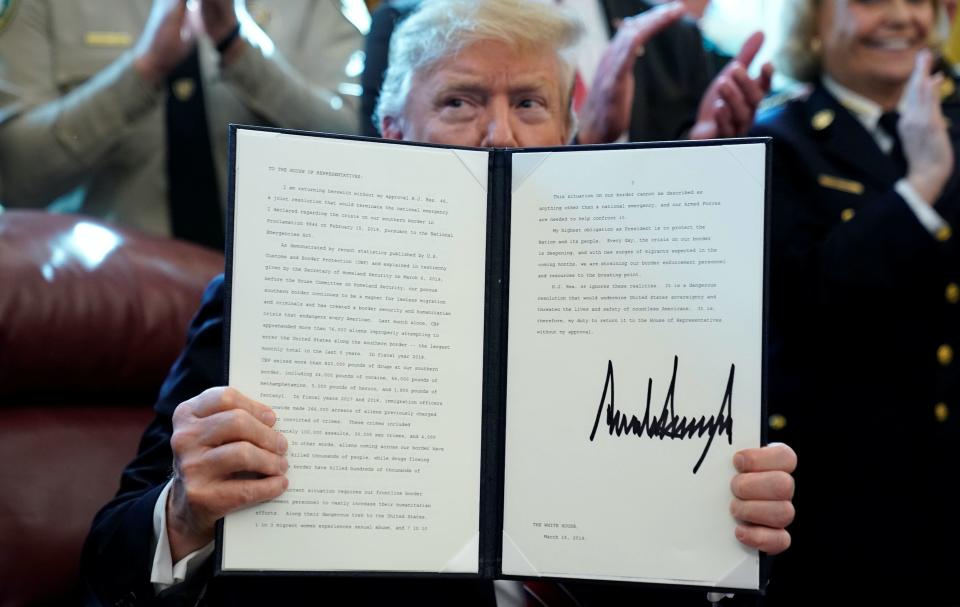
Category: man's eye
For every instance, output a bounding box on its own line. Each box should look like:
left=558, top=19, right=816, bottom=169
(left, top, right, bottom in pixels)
left=445, top=98, right=466, bottom=108
left=518, top=99, right=544, bottom=109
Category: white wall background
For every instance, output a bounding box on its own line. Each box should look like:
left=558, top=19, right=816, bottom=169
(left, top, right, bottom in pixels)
left=701, top=0, right=788, bottom=84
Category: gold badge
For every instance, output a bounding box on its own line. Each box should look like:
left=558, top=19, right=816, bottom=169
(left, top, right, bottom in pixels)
left=768, top=414, right=787, bottom=431
left=818, top=174, right=864, bottom=195
left=0, top=0, right=19, bottom=34
left=172, top=78, right=195, bottom=102
left=84, top=31, right=133, bottom=47
left=811, top=109, right=835, bottom=131
left=934, top=402, right=949, bottom=423
left=840, top=208, right=856, bottom=222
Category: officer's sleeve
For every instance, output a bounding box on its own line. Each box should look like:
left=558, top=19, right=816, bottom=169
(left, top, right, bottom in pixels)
left=0, top=1, right=160, bottom=207
left=81, top=276, right=226, bottom=607
left=220, top=30, right=360, bottom=136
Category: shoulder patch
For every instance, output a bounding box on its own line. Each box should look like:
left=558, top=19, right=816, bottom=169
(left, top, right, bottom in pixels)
left=0, top=0, right=19, bottom=34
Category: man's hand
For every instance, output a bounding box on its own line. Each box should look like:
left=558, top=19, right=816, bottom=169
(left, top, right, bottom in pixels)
left=729, top=443, right=796, bottom=555
left=166, top=387, right=289, bottom=562
left=198, top=0, right=242, bottom=48
left=576, top=2, right=687, bottom=145
left=688, top=31, right=773, bottom=140
left=902, top=49, right=954, bottom=205
left=134, top=0, right=197, bottom=86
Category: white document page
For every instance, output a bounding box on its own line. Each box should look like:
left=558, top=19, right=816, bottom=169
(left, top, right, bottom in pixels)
left=503, top=143, right=766, bottom=588
left=224, top=129, right=489, bottom=573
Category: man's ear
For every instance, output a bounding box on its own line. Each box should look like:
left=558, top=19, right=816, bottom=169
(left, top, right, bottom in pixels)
left=381, top=116, right=404, bottom=141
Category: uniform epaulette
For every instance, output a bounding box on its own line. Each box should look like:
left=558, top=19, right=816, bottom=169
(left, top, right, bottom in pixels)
left=758, top=83, right=812, bottom=113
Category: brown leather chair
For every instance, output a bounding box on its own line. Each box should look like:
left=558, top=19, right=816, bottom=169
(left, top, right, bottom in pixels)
left=0, top=210, right=224, bottom=606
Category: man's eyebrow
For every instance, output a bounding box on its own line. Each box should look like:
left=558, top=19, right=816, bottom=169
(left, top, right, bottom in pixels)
left=434, top=80, right=490, bottom=96
left=508, top=78, right=555, bottom=95
left=430, top=74, right=559, bottom=99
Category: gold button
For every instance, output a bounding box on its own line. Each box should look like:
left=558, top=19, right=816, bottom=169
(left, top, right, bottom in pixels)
left=946, top=283, right=959, bottom=304
left=812, top=109, right=835, bottom=131
left=936, top=225, right=953, bottom=242
left=768, top=414, right=787, bottom=431
left=172, top=78, right=195, bottom=102
left=935, top=402, right=949, bottom=423
left=840, top=208, right=856, bottom=222
left=937, top=344, right=953, bottom=366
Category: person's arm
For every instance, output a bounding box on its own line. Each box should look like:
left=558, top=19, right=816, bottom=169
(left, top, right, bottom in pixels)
left=756, top=124, right=941, bottom=303
left=201, top=0, right=360, bottom=135
left=755, top=55, right=955, bottom=299
left=687, top=31, right=773, bottom=140
left=576, top=3, right=770, bottom=145
left=576, top=2, right=687, bottom=145
left=0, top=0, right=194, bottom=207
left=150, top=480, right=216, bottom=592
left=900, top=51, right=955, bottom=213
left=81, top=276, right=288, bottom=605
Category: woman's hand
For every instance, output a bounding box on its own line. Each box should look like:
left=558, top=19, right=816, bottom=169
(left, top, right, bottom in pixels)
left=902, top=50, right=954, bottom=205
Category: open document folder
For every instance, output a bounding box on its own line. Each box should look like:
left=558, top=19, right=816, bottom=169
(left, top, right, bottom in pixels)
left=218, top=125, right=770, bottom=593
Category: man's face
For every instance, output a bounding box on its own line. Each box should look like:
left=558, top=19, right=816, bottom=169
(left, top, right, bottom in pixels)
left=381, top=39, right=570, bottom=148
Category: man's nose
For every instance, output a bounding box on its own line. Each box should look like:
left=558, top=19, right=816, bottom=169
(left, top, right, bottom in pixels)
left=480, top=103, right=519, bottom=148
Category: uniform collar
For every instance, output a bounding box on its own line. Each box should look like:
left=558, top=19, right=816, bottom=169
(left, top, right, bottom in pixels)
left=821, top=74, right=906, bottom=132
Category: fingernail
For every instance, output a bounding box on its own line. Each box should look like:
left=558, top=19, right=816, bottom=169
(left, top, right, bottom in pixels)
left=734, top=453, right=745, bottom=470
left=277, top=433, right=288, bottom=454
left=735, top=526, right=746, bottom=541
left=261, top=410, right=276, bottom=425
left=281, top=457, right=289, bottom=473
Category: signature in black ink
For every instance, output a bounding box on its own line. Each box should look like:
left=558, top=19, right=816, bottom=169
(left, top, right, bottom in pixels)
left=588, top=357, right=734, bottom=474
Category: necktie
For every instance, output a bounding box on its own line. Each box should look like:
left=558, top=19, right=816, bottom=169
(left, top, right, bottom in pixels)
left=165, top=48, right=225, bottom=250
left=878, top=111, right=908, bottom=178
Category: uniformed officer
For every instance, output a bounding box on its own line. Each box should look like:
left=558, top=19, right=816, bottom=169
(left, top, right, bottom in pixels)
left=0, top=0, right=363, bottom=247
left=751, top=0, right=959, bottom=602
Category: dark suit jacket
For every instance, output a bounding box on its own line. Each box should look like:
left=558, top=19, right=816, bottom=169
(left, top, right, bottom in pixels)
left=360, top=0, right=728, bottom=141
left=750, top=83, right=960, bottom=604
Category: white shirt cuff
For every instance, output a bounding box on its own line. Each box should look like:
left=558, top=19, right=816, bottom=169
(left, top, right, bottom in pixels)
left=150, top=479, right=215, bottom=593
left=494, top=580, right=526, bottom=607
left=895, top=178, right=948, bottom=235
